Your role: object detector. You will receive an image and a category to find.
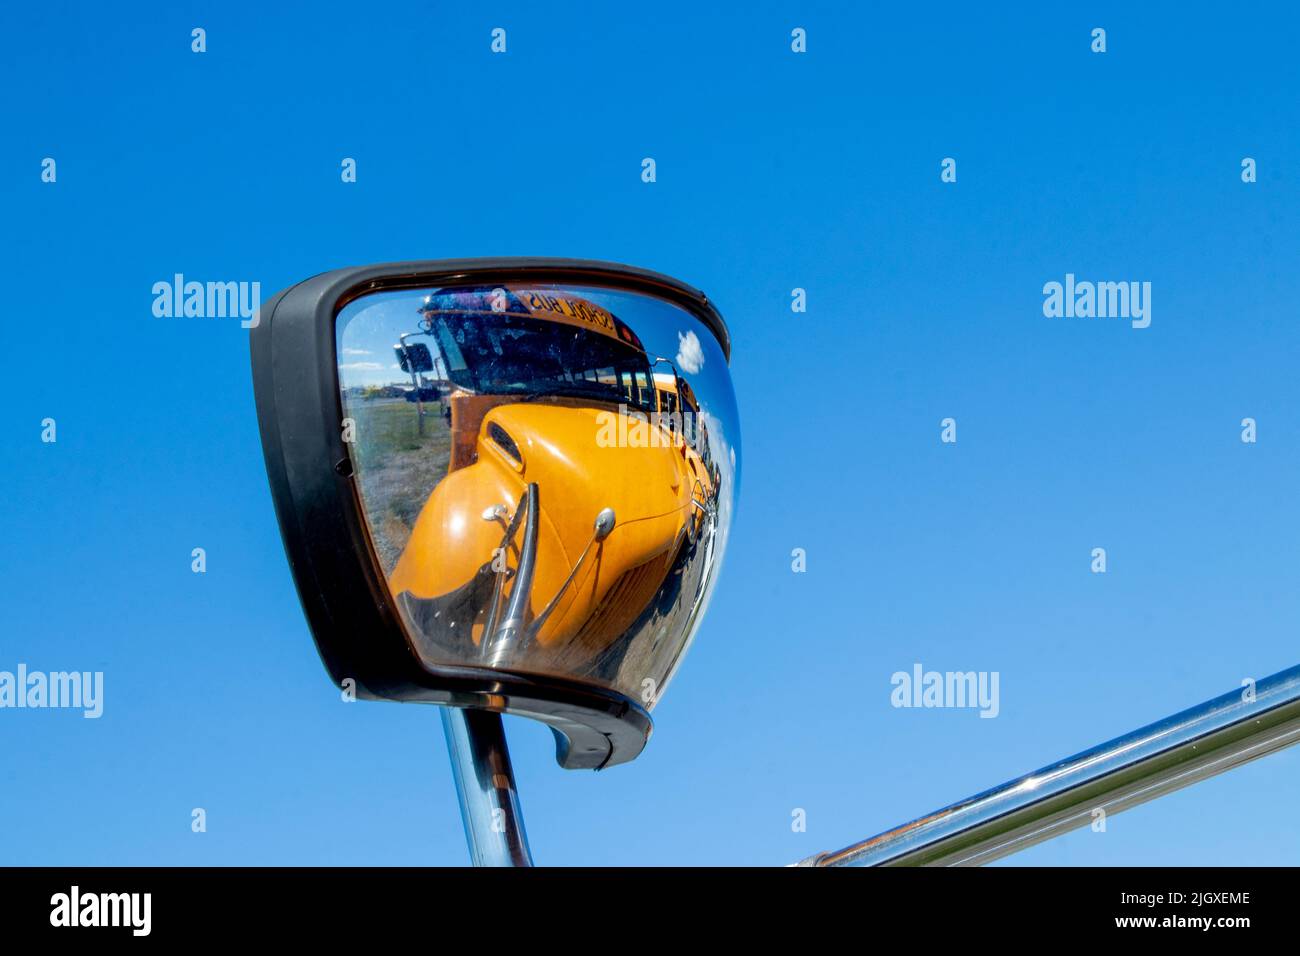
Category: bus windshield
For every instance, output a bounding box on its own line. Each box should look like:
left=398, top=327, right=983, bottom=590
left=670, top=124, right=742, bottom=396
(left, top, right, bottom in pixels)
left=430, top=312, right=657, bottom=412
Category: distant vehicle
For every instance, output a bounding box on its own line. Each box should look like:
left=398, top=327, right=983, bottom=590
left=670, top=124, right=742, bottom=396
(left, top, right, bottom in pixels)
left=403, top=385, right=441, bottom=403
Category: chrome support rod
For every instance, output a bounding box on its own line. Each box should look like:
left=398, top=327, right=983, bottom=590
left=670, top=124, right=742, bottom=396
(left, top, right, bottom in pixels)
left=799, top=664, right=1300, bottom=867
left=441, top=706, right=533, bottom=867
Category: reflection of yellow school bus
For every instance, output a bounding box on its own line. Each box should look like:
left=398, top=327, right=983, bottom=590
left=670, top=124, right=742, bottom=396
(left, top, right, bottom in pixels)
left=652, top=372, right=716, bottom=535
left=387, top=287, right=714, bottom=675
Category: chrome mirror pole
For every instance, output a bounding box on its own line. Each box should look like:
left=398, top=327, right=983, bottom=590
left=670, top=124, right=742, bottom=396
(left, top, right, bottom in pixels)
left=797, top=664, right=1300, bottom=867
left=441, top=706, right=534, bottom=867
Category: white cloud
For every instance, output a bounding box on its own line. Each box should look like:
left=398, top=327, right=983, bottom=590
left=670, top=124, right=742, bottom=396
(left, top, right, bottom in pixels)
left=341, top=348, right=372, bottom=356
left=675, top=330, right=705, bottom=375
left=339, top=361, right=383, bottom=371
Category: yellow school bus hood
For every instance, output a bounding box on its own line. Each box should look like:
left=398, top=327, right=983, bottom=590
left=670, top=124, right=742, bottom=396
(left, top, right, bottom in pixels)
left=487, top=401, right=689, bottom=528
left=389, top=400, right=696, bottom=663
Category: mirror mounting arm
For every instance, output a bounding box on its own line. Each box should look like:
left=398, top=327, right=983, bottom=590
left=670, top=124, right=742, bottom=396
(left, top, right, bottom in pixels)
left=441, top=706, right=533, bottom=866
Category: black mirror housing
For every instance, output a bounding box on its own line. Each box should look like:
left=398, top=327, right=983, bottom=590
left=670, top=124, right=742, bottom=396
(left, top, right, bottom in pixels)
left=250, top=259, right=733, bottom=770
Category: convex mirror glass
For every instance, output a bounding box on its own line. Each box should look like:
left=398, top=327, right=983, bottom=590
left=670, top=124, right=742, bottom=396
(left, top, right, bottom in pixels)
left=335, top=283, right=740, bottom=706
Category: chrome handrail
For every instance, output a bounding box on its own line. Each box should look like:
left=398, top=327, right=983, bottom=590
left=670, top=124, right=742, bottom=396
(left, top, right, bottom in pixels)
left=796, top=664, right=1300, bottom=866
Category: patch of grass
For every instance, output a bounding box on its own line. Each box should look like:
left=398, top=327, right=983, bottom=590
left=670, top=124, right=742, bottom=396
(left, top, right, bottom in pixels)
left=346, top=398, right=452, bottom=573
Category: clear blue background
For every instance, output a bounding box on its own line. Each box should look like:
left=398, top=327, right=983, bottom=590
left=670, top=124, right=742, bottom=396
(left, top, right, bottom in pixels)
left=2, top=1, right=1297, bottom=866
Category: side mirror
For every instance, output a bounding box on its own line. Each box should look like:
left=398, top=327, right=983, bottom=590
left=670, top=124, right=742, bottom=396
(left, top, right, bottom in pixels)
left=251, top=259, right=739, bottom=770
left=394, top=341, right=433, bottom=374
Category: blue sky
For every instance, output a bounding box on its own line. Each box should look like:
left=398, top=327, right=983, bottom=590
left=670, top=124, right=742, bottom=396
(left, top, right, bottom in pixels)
left=3, top=1, right=1299, bottom=866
